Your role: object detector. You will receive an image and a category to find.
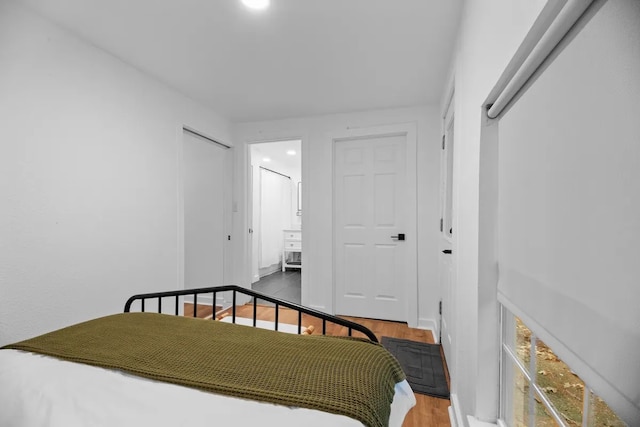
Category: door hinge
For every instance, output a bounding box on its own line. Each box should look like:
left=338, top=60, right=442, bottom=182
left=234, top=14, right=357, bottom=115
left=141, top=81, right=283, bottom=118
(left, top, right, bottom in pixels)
left=440, top=218, right=443, bottom=232
left=442, top=135, right=445, bottom=150
left=439, top=300, right=442, bottom=315
left=228, top=235, right=231, bottom=241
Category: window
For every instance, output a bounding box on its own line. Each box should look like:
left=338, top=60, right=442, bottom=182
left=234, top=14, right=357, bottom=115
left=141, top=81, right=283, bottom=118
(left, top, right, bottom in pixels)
left=500, top=307, right=627, bottom=427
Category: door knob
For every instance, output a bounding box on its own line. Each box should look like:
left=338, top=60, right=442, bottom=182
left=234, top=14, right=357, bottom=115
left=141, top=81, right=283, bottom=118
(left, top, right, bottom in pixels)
left=442, top=249, right=452, bottom=254
left=390, top=234, right=405, bottom=241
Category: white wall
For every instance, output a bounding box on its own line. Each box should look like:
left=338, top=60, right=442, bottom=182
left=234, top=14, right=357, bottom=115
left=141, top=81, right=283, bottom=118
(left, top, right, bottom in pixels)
left=251, top=142, right=302, bottom=229
left=233, top=106, right=441, bottom=328
left=0, top=1, right=232, bottom=346
left=448, top=0, right=547, bottom=424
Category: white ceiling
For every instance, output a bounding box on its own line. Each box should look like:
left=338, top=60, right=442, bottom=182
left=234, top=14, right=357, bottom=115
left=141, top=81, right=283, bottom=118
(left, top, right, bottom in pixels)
left=20, top=0, right=463, bottom=123
left=251, top=140, right=301, bottom=180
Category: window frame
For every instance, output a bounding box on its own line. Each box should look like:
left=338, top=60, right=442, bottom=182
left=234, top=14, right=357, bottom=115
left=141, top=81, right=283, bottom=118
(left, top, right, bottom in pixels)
left=499, top=305, right=623, bottom=427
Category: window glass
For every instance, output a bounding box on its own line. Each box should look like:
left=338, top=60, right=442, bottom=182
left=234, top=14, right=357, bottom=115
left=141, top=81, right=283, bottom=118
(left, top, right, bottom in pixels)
left=585, top=390, right=627, bottom=427
left=533, top=397, right=562, bottom=427
left=515, top=316, right=531, bottom=368
left=508, top=361, right=530, bottom=427
left=535, top=337, right=584, bottom=426
left=502, top=309, right=628, bottom=427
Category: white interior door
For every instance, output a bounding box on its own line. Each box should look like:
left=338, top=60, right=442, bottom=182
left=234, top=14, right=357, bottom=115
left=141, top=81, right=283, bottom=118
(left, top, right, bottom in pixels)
left=439, top=101, right=455, bottom=364
left=183, top=129, right=230, bottom=289
left=334, top=130, right=415, bottom=322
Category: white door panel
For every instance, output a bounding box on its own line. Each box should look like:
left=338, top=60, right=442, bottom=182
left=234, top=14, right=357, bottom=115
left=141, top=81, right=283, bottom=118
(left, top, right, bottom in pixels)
left=334, top=133, right=410, bottom=322
left=183, top=129, right=230, bottom=290
left=439, top=102, right=455, bottom=367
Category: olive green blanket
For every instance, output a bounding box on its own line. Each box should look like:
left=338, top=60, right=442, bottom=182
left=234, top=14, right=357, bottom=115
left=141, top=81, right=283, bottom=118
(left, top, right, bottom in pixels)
left=2, top=312, right=405, bottom=427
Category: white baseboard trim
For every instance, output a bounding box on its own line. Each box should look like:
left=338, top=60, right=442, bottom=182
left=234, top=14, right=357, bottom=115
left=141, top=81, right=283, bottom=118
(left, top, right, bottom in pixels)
left=450, top=392, right=466, bottom=427
left=448, top=407, right=458, bottom=427
left=183, top=295, right=205, bottom=303
left=467, top=416, right=498, bottom=427
left=184, top=294, right=231, bottom=311
left=448, top=393, right=498, bottom=427
left=235, top=293, right=252, bottom=306
left=259, top=264, right=281, bottom=278
left=184, top=294, right=214, bottom=305
left=417, top=317, right=438, bottom=341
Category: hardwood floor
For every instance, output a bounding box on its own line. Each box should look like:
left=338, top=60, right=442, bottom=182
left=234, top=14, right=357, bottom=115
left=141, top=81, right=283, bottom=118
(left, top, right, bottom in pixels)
left=183, top=303, right=221, bottom=319
left=187, top=303, right=451, bottom=427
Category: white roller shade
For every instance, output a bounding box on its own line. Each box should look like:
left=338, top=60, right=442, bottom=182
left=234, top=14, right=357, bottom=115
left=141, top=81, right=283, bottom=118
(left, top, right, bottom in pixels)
left=496, top=0, right=640, bottom=423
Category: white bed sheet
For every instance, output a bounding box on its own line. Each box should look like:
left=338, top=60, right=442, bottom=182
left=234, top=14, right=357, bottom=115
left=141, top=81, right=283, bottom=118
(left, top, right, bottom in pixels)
left=0, top=350, right=415, bottom=427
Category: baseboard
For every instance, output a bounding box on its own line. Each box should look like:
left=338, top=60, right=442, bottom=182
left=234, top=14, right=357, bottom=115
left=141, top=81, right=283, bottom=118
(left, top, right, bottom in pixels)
left=448, top=407, right=458, bottom=427
left=450, top=392, right=466, bottom=427
left=448, top=393, right=498, bottom=427
left=184, top=294, right=231, bottom=311
left=467, top=416, right=498, bottom=427
left=417, top=317, right=438, bottom=342
left=184, top=294, right=214, bottom=305
left=259, top=263, right=281, bottom=278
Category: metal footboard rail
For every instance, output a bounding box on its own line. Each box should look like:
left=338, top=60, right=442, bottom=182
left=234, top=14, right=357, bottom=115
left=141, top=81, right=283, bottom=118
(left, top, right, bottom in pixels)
left=124, top=285, right=378, bottom=343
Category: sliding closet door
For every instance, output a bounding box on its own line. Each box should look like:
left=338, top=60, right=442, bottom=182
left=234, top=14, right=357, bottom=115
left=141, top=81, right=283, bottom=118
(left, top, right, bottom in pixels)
left=183, top=129, right=230, bottom=289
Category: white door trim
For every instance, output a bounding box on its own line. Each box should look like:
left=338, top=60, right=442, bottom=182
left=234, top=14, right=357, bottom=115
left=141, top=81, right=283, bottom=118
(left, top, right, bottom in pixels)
left=330, top=123, right=418, bottom=328
left=243, top=135, right=307, bottom=302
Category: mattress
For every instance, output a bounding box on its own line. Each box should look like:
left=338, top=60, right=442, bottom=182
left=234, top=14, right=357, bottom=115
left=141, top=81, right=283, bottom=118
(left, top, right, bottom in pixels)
left=0, top=349, right=416, bottom=427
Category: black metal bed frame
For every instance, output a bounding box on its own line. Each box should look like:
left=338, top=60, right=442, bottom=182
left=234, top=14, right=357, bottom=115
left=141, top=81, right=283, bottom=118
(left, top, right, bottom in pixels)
left=124, top=285, right=378, bottom=343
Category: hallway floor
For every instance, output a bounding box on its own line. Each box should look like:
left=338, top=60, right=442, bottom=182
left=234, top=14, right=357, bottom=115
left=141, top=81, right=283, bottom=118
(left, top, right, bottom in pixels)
left=251, top=269, right=301, bottom=305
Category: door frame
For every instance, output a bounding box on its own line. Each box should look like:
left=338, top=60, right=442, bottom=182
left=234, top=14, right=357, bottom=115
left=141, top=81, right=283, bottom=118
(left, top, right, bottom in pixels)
left=330, top=123, right=418, bottom=327
left=244, top=136, right=306, bottom=297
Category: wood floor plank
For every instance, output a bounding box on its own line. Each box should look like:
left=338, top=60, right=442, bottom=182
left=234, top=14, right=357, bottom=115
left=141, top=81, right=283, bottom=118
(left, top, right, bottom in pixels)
left=183, top=303, right=220, bottom=319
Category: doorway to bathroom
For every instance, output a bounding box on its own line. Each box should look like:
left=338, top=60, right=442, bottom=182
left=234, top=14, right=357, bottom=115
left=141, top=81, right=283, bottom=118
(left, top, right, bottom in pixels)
left=249, top=139, right=302, bottom=304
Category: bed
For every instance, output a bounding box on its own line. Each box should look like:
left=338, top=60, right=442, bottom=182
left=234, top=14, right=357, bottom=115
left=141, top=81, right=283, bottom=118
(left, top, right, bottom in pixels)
left=0, top=285, right=416, bottom=427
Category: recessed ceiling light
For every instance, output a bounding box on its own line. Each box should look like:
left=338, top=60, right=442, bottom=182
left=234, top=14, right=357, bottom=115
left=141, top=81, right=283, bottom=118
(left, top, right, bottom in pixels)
left=262, top=157, right=271, bottom=162
left=286, top=150, right=296, bottom=156
left=241, top=0, right=270, bottom=11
